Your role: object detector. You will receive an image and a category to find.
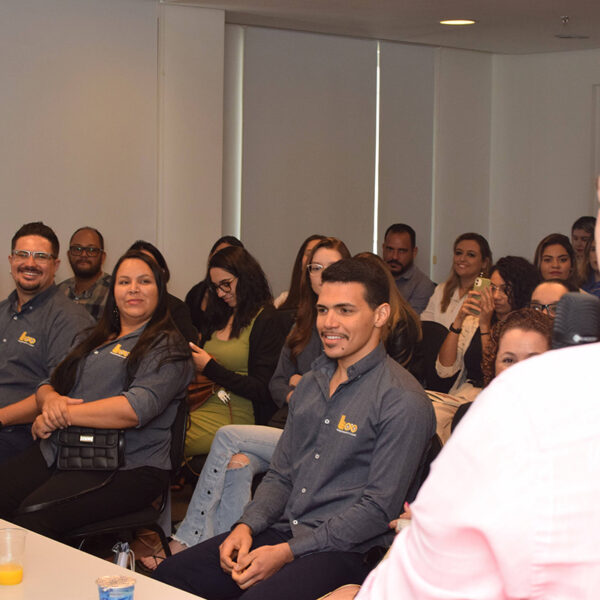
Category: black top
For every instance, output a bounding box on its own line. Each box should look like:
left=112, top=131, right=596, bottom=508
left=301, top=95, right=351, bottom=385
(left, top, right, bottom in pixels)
left=463, top=328, right=483, bottom=388
left=184, top=280, right=209, bottom=332
left=167, top=293, right=199, bottom=344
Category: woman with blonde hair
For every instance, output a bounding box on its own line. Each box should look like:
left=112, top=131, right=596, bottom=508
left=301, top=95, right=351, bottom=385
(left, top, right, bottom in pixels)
left=421, top=233, right=492, bottom=329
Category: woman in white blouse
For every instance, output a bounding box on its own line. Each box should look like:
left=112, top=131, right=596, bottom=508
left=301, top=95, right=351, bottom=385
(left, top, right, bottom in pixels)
left=421, top=233, right=492, bottom=329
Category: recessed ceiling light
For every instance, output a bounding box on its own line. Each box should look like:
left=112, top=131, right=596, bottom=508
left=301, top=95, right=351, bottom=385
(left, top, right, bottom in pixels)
left=440, top=19, right=477, bottom=26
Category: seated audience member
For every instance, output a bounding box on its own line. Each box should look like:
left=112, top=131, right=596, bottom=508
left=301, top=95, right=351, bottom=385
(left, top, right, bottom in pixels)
left=185, top=246, right=286, bottom=458
left=582, top=238, right=600, bottom=297
left=274, top=234, right=325, bottom=310
left=128, top=240, right=198, bottom=343
left=533, top=233, right=579, bottom=288
left=421, top=233, right=492, bottom=329
left=185, top=236, right=244, bottom=331
left=452, top=308, right=553, bottom=430
left=139, top=236, right=349, bottom=570
left=155, top=258, right=435, bottom=600
left=0, top=250, right=193, bottom=539
left=0, top=222, right=93, bottom=463
left=58, top=226, right=111, bottom=320
left=571, top=215, right=596, bottom=283
left=529, top=278, right=575, bottom=319
left=436, top=256, right=539, bottom=403
left=381, top=223, right=435, bottom=314
left=355, top=252, right=423, bottom=380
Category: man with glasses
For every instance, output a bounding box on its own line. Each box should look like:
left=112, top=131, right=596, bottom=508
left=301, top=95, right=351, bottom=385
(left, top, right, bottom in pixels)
left=58, top=226, right=111, bottom=320
left=0, top=222, right=93, bottom=463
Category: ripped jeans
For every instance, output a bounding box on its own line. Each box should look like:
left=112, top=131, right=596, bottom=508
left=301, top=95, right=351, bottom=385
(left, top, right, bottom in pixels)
left=173, top=425, right=282, bottom=548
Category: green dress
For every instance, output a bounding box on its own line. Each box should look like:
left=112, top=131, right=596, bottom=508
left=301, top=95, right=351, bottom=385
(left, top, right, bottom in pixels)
left=184, top=316, right=257, bottom=457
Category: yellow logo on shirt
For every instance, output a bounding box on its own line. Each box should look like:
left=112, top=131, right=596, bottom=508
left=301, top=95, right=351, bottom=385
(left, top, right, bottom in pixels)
left=18, top=331, right=36, bottom=347
left=110, top=343, right=130, bottom=359
left=337, top=414, right=358, bottom=436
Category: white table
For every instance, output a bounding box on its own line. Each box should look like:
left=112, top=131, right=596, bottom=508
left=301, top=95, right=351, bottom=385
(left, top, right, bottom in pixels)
left=0, top=520, right=204, bottom=599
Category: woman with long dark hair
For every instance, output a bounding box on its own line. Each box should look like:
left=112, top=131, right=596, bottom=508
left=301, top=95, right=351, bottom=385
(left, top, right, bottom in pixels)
left=184, top=245, right=286, bottom=458
left=0, top=250, right=193, bottom=539
left=421, top=233, right=492, bottom=328
left=185, top=236, right=244, bottom=331
left=533, top=233, right=579, bottom=288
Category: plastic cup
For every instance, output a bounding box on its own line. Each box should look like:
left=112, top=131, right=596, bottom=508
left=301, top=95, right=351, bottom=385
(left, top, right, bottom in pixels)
left=0, top=528, right=26, bottom=585
left=96, top=575, right=135, bottom=600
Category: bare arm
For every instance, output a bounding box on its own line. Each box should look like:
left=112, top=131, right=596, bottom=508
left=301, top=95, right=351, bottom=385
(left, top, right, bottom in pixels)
left=438, top=293, right=480, bottom=367
left=32, top=391, right=138, bottom=439
left=0, top=394, right=39, bottom=426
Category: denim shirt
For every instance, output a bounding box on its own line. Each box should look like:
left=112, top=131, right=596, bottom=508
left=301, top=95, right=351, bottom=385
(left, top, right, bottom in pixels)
left=240, top=343, right=436, bottom=557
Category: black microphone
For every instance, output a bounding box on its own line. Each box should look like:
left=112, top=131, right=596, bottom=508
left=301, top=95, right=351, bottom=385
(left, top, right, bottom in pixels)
left=552, top=292, right=600, bottom=349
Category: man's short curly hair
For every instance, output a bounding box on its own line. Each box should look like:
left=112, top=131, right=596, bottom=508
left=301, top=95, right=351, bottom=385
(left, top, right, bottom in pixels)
left=482, top=308, right=553, bottom=386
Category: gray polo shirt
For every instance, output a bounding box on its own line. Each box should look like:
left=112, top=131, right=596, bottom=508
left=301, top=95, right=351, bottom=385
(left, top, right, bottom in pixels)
left=0, top=285, right=93, bottom=409
left=240, top=343, right=436, bottom=557
left=40, top=327, right=194, bottom=470
left=394, top=263, right=435, bottom=314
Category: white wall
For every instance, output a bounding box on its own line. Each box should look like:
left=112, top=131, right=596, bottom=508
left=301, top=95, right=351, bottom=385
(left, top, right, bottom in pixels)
left=432, top=48, right=493, bottom=282
left=378, top=42, right=436, bottom=275
left=3, top=2, right=600, bottom=301
left=0, top=0, right=159, bottom=297
left=158, top=5, right=225, bottom=297
left=0, top=1, right=226, bottom=299
left=489, top=49, right=600, bottom=262
left=240, top=28, right=377, bottom=295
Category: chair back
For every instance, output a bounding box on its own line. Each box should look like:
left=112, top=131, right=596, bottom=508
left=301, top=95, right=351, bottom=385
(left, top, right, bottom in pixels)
left=169, top=396, right=189, bottom=475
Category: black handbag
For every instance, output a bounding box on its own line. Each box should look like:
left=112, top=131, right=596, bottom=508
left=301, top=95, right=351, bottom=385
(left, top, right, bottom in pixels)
left=56, top=427, right=125, bottom=471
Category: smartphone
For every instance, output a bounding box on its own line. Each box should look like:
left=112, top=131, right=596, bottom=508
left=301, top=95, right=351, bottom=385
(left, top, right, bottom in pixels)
left=467, top=277, right=490, bottom=316
left=473, top=277, right=491, bottom=292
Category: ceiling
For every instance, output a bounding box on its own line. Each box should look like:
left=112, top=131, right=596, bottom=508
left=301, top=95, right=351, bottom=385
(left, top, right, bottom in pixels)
left=171, top=0, right=600, bottom=54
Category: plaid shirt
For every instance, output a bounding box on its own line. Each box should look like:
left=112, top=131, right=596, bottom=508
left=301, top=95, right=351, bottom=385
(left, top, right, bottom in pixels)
left=57, top=272, right=111, bottom=321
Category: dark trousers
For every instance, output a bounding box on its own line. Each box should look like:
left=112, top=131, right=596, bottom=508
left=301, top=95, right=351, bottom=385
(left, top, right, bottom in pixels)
left=155, top=528, right=374, bottom=600
left=0, top=443, right=168, bottom=540
left=0, top=425, right=35, bottom=465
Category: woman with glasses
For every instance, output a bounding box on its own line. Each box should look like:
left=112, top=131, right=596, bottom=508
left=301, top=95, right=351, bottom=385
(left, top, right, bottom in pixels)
left=184, top=246, right=286, bottom=459
left=437, top=256, right=539, bottom=402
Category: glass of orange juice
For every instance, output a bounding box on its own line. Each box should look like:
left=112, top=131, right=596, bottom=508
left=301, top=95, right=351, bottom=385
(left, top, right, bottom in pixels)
left=0, top=528, right=26, bottom=585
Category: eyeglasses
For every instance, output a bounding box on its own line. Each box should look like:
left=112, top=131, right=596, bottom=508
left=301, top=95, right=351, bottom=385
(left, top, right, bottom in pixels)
left=69, top=245, right=102, bottom=257
left=211, top=277, right=237, bottom=294
left=529, top=301, right=559, bottom=317
left=307, top=263, right=326, bottom=274
left=11, top=250, right=55, bottom=263
left=490, top=283, right=511, bottom=295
